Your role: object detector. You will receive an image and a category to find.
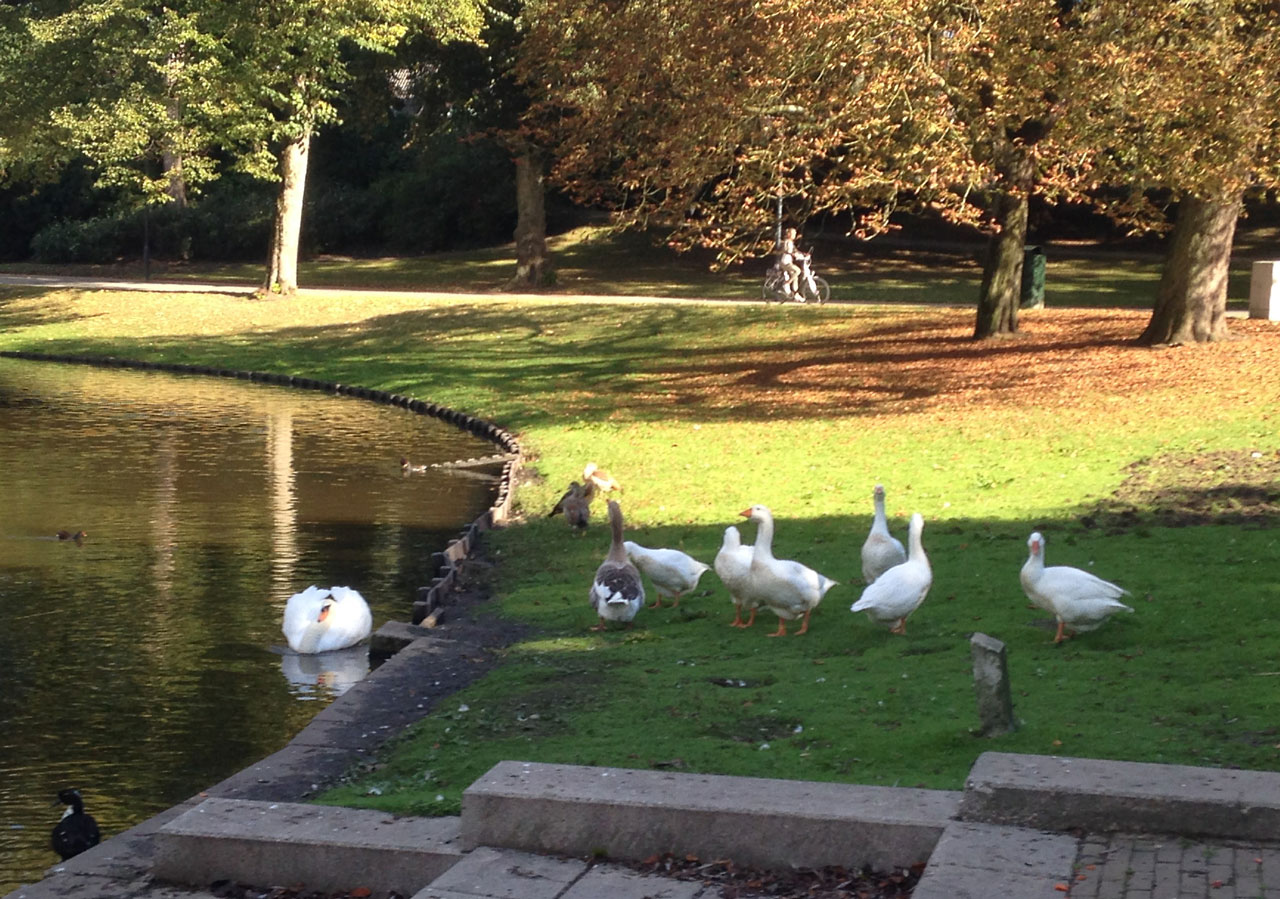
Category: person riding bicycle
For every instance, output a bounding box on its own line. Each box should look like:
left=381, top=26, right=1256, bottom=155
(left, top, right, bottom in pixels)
left=777, top=227, right=809, bottom=298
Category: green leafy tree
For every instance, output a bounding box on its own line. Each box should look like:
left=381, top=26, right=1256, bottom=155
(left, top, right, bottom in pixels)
left=1, top=0, right=482, bottom=293
left=397, top=0, right=552, bottom=286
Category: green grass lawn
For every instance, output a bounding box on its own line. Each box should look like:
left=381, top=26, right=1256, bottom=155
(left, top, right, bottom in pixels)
left=1, top=225, right=1277, bottom=818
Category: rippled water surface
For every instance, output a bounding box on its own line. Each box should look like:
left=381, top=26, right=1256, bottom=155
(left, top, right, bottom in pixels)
left=0, top=358, right=499, bottom=893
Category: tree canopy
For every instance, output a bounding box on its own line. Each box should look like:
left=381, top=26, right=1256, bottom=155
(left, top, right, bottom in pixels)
left=1, top=0, right=484, bottom=290
left=520, top=0, right=1280, bottom=340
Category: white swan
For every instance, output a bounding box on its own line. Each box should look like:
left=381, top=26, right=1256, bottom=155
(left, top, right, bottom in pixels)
left=282, top=585, right=373, bottom=654
left=714, top=525, right=758, bottom=627
left=851, top=513, right=931, bottom=634
left=624, top=541, right=710, bottom=608
left=1020, top=531, right=1133, bottom=643
left=861, top=484, right=907, bottom=584
left=589, top=500, right=645, bottom=630
left=739, top=505, right=838, bottom=637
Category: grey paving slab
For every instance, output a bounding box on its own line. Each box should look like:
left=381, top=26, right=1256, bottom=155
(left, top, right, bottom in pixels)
left=462, top=759, right=959, bottom=872
left=560, top=864, right=707, bottom=899
left=912, top=820, right=1078, bottom=899
left=421, top=847, right=587, bottom=899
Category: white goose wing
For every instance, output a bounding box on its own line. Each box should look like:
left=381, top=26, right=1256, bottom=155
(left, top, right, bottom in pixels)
left=851, top=559, right=932, bottom=622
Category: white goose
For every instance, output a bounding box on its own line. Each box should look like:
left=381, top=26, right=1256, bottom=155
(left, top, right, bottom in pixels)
left=282, top=586, right=373, bottom=654
left=739, top=505, right=838, bottom=637
left=714, top=525, right=758, bottom=628
left=589, top=500, right=645, bottom=630
left=851, top=513, right=931, bottom=634
left=583, top=462, right=622, bottom=494
left=861, top=484, right=907, bottom=584
left=1021, top=531, right=1133, bottom=643
left=624, top=541, right=710, bottom=608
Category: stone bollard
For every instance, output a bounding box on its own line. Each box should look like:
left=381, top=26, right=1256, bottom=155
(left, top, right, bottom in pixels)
left=1249, top=261, right=1280, bottom=320
left=970, top=632, right=1017, bottom=737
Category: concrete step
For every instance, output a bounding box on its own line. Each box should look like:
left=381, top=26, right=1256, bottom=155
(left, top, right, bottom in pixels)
left=461, top=760, right=961, bottom=872
left=911, top=821, right=1079, bottom=899
left=960, top=751, right=1280, bottom=841
left=152, top=798, right=463, bottom=896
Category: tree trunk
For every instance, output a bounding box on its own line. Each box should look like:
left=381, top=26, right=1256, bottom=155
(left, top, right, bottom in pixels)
left=264, top=131, right=311, bottom=295
left=973, top=187, right=1030, bottom=339
left=1138, top=193, right=1240, bottom=345
left=506, top=148, right=550, bottom=290
left=162, top=150, right=187, bottom=207
left=163, top=98, right=187, bottom=208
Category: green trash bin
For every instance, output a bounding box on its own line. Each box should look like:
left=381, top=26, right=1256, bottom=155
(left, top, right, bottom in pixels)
left=1020, top=245, right=1045, bottom=308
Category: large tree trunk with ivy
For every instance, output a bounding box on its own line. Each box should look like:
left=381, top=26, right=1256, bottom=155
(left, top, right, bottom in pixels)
left=1138, top=193, right=1240, bottom=345
left=507, top=148, right=550, bottom=289
left=264, top=132, right=311, bottom=295
left=973, top=187, right=1030, bottom=339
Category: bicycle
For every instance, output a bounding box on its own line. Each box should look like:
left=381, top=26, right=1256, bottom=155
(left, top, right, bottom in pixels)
left=761, top=249, right=830, bottom=304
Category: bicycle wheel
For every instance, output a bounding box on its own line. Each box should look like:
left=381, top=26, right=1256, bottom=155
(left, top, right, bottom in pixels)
left=762, top=272, right=787, bottom=302
left=811, top=276, right=830, bottom=305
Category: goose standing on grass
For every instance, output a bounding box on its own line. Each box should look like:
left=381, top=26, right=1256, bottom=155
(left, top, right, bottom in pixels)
left=282, top=586, right=373, bottom=653
left=624, top=541, right=710, bottom=608
left=583, top=462, right=622, bottom=494
left=715, top=525, right=758, bottom=627
left=861, top=484, right=906, bottom=584
left=51, top=789, right=99, bottom=860
left=549, top=481, right=591, bottom=532
left=589, top=500, right=645, bottom=630
left=851, top=513, right=931, bottom=634
left=1020, top=531, right=1133, bottom=644
left=739, top=505, right=838, bottom=637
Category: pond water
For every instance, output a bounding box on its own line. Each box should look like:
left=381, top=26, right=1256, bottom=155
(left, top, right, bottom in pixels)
left=0, top=358, right=500, bottom=893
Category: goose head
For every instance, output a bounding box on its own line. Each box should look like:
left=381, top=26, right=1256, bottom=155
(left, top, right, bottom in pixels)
left=1027, top=531, right=1045, bottom=559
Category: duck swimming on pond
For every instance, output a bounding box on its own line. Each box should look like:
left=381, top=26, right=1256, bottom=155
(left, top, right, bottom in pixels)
left=55, top=530, right=88, bottom=542
left=51, top=788, right=100, bottom=860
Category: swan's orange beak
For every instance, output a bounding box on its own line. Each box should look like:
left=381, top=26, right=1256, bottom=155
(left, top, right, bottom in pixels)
left=316, top=604, right=332, bottom=624
left=739, top=508, right=752, bottom=518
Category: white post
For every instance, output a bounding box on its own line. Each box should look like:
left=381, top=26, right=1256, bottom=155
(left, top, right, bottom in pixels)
left=1249, top=260, right=1280, bottom=320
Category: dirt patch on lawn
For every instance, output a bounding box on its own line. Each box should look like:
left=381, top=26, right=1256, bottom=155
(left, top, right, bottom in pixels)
left=1083, top=448, right=1280, bottom=532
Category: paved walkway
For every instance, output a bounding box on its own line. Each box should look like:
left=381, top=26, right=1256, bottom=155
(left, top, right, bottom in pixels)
left=1072, top=834, right=1280, bottom=899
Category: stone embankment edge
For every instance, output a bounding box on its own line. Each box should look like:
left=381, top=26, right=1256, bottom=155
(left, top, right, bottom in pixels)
left=0, top=350, right=523, bottom=615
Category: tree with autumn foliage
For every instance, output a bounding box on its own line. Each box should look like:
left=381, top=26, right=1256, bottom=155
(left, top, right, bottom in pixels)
left=1067, top=0, right=1280, bottom=345
left=519, top=0, right=1095, bottom=337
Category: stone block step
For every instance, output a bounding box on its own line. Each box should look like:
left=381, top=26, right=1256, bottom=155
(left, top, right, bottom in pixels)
left=911, top=821, right=1078, bottom=899
left=961, top=751, right=1280, bottom=840
left=152, top=798, right=462, bottom=896
left=461, top=760, right=961, bottom=872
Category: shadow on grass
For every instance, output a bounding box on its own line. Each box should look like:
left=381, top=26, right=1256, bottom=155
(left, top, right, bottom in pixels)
left=3, top=302, right=1161, bottom=427
left=0, top=288, right=108, bottom=331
